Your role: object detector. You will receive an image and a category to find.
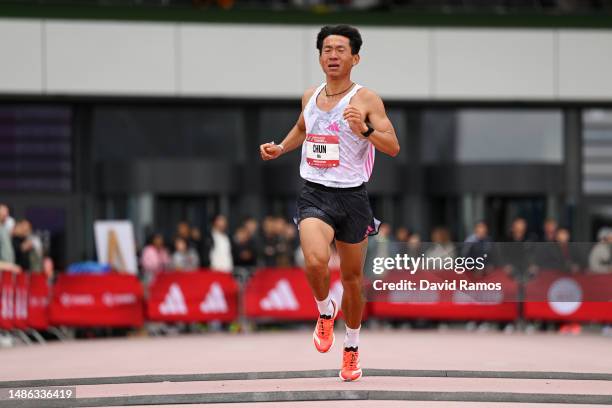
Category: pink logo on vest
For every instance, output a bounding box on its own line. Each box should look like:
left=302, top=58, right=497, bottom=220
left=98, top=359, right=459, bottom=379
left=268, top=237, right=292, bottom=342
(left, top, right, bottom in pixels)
left=326, top=122, right=340, bottom=133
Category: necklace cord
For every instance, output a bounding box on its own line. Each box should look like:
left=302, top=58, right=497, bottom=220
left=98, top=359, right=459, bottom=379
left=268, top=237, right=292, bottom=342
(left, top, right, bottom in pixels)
left=325, top=82, right=355, bottom=97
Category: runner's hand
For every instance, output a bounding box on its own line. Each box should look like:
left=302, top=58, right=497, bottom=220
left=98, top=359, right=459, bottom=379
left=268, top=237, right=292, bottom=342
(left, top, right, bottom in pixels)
left=260, top=142, right=283, bottom=161
left=343, top=105, right=368, bottom=135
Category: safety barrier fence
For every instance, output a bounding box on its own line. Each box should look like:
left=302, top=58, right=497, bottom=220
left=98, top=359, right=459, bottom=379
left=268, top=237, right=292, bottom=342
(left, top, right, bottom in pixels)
left=1, top=268, right=611, bottom=335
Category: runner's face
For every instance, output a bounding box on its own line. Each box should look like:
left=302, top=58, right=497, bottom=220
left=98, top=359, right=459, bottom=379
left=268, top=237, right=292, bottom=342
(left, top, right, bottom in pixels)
left=319, top=35, right=359, bottom=79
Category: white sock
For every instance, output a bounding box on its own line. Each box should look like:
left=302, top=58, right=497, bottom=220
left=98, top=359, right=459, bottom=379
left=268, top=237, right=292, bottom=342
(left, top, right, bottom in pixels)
left=315, top=294, right=333, bottom=316
left=344, top=325, right=360, bottom=348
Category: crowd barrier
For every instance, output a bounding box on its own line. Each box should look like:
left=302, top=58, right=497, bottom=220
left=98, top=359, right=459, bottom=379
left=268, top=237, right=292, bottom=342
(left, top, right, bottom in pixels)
left=369, top=269, right=519, bottom=321
left=1, top=272, right=50, bottom=332
left=1, top=268, right=611, bottom=334
left=246, top=268, right=345, bottom=320
left=0, top=271, right=15, bottom=330
left=49, top=274, right=144, bottom=327
left=147, top=271, right=238, bottom=322
left=524, top=270, right=612, bottom=323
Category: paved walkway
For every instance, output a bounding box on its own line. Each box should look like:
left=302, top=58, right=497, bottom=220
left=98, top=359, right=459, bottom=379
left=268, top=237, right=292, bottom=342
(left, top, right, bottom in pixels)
left=1, top=330, right=610, bottom=407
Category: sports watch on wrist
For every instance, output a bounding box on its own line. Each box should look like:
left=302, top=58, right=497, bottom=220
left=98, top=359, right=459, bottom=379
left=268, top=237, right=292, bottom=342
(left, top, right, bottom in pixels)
left=361, top=123, right=375, bottom=138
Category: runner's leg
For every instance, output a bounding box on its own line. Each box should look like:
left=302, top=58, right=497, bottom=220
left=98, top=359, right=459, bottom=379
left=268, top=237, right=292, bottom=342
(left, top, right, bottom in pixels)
left=299, top=217, right=335, bottom=302
left=336, top=237, right=368, bottom=329
left=301, top=217, right=339, bottom=353
left=336, top=237, right=367, bottom=381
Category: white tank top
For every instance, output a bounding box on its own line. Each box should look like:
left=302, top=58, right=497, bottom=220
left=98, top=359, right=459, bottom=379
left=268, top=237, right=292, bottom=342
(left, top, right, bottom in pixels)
left=300, top=82, right=376, bottom=188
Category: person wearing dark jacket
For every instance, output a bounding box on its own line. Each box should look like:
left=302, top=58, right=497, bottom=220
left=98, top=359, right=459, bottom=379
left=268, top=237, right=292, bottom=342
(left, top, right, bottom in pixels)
left=498, top=217, right=536, bottom=279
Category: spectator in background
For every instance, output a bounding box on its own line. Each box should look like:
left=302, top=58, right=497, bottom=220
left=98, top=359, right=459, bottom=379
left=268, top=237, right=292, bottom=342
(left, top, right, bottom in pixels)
left=232, top=226, right=257, bottom=267
left=395, top=226, right=409, bottom=243
left=209, top=214, right=233, bottom=272
left=0, top=204, right=15, bottom=234
left=425, top=226, right=456, bottom=260
left=22, top=220, right=43, bottom=268
left=390, top=225, right=410, bottom=257
left=508, top=217, right=532, bottom=242
left=175, top=221, right=211, bottom=268
left=240, top=216, right=260, bottom=266
left=243, top=217, right=259, bottom=242
left=554, top=228, right=582, bottom=272
left=172, top=236, right=200, bottom=271
left=406, top=233, right=423, bottom=258
left=532, top=218, right=561, bottom=270
left=177, top=222, right=197, bottom=249
left=0, top=204, right=15, bottom=264
left=542, top=218, right=558, bottom=242
left=260, top=216, right=279, bottom=267
left=462, top=221, right=492, bottom=262
left=533, top=227, right=582, bottom=272
left=276, top=219, right=297, bottom=267
left=588, top=227, right=612, bottom=274
left=499, top=217, right=535, bottom=278
left=190, top=226, right=211, bottom=268
left=141, top=233, right=171, bottom=285
left=257, top=216, right=297, bottom=267
left=12, top=219, right=43, bottom=273
left=242, top=217, right=258, bottom=237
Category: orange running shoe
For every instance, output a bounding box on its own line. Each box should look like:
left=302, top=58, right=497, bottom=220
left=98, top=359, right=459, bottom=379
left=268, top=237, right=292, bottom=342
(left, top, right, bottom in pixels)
left=339, top=346, right=362, bottom=382
left=312, top=298, right=338, bottom=353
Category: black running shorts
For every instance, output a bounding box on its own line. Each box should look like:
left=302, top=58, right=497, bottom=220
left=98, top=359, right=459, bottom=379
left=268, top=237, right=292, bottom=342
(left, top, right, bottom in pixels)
left=294, top=180, right=381, bottom=244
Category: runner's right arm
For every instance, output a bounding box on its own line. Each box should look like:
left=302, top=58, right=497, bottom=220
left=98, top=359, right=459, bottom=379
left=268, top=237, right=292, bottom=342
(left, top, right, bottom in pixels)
left=260, top=87, right=315, bottom=161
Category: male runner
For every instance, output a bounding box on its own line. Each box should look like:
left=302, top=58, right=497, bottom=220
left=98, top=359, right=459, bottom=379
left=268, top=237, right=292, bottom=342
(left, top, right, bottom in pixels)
left=259, top=25, right=399, bottom=382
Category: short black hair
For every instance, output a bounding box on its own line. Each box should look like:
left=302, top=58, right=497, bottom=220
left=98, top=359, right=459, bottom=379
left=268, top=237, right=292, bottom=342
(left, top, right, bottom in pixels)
left=316, top=25, right=362, bottom=55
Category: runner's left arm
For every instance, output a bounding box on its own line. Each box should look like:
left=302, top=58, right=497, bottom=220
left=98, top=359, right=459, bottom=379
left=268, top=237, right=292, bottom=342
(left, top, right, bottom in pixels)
left=343, top=90, right=400, bottom=157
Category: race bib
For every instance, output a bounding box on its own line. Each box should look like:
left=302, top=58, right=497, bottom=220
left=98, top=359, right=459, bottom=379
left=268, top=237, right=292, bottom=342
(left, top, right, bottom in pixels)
left=306, top=134, right=339, bottom=168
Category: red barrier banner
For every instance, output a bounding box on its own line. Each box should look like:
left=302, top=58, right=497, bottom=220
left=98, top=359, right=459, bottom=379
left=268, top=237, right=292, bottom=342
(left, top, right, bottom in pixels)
left=13, top=273, right=28, bottom=329
left=245, top=268, right=316, bottom=320
left=245, top=268, right=354, bottom=321
left=147, top=270, right=238, bottom=323
left=49, top=274, right=144, bottom=327
left=369, top=269, right=519, bottom=321
left=28, top=274, right=50, bottom=330
left=524, top=270, right=612, bottom=323
left=0, top=271, right=15, bottom=329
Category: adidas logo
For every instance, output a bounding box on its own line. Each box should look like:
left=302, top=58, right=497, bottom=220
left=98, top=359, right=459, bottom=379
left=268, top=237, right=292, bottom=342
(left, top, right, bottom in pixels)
left=159, top=283, right=187, bottom=315
left=327, top=122, right=340, bottom=132
left=200, top=282, right=228, bottom=313
left=260, top=279, right=299, bottom=311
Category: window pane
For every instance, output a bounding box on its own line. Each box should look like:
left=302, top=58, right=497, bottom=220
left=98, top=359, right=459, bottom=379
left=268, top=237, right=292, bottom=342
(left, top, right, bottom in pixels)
left=583, top=109, right=612, bottom=195
left=456, top=110, right=563, bottom=163
left=92, top=106, right=246, bottom=163
left=421, top=109, right=563, bottom=164
left=0, top=105, right=72, bottom=192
